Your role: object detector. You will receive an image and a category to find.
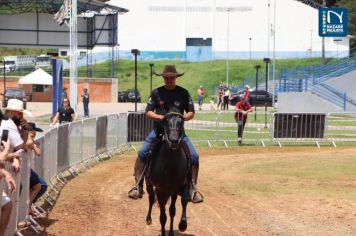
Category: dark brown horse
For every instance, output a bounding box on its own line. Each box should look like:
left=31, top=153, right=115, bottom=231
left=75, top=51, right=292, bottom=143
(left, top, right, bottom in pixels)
left=145, top=112, right=190, bottom=236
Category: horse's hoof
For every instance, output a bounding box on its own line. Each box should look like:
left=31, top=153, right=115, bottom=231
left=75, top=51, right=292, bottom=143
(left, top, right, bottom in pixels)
left=146, top=218, right=152, bottom=225
left=178, top=220, right=187, bottom=232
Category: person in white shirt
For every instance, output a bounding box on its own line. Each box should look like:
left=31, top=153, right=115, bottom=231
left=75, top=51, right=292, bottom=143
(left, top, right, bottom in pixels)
left=0, top=99, right=29, bottom=235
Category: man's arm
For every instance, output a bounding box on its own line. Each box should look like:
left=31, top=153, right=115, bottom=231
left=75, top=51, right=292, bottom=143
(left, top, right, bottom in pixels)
left=183, top=111, right=194, bottom=121
left=146, top=111, right=164, bottom=121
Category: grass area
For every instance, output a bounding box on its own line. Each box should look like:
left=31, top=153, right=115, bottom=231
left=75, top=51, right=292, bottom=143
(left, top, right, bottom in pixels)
left=114, top=58, right=322, bottom=103
left=194, top=109, right=276, bottom=123
left=222, top=154, right=356, bottom=200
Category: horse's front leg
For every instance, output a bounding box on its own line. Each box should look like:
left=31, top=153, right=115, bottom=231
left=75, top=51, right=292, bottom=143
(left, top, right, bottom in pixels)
left=157, top=191, right=167, bottom=236
left=178, top=187, right=189, bottom=232
left=146, top=179, right=155, bottom=225
left=169, top=195, right=177, bottom=236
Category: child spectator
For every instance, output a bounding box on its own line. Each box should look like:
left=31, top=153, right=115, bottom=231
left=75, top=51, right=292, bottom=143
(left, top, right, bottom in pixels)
left=25, top=122, right=47, bottom=217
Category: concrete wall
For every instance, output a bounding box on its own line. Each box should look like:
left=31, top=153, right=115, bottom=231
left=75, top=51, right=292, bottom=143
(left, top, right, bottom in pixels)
left=277, top=92, right=342, bottom=113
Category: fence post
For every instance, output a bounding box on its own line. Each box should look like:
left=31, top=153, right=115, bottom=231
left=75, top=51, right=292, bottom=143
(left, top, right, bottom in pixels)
left=343, top=93, right=346, bottom=111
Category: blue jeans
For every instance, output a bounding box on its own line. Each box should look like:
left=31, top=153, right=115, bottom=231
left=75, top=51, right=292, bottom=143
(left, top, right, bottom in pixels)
left=83, top=102, right=89, bottom=117
left=198, top=96, right=203, bottom=106
left=138, top=130, right=199, bottom=166
left=30, top=169, right=48, bottom=203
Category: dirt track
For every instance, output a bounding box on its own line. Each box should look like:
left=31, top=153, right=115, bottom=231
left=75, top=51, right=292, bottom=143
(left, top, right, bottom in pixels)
left=30, top=147, right=356, bottom=236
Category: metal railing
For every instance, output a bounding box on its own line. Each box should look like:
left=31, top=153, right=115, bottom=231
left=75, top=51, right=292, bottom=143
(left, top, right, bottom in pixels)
left=1, top=111, right=356, bottom=235
left=0, top=114, right=129, bottom=235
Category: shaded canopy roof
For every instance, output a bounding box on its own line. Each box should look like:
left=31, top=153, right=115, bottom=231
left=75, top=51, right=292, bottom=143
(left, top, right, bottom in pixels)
left=0, top=0, right=128, bottom=14
left=19, top=68, right=52, bottom=85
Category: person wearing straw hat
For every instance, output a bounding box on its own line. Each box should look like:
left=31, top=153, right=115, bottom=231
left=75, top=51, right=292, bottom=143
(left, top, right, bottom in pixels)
left=1, top=99, right=30, bottom=152
left=0, top=99, right=29, bottom=235
left=128, top=65, right=203, bottom=203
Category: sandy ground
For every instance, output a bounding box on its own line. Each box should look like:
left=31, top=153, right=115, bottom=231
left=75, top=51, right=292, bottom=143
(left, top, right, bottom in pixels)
left=25, top=147, right=356, bottom=236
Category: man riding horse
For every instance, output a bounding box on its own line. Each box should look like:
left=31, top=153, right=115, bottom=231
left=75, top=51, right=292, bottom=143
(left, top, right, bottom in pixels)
left=128, top=65, right=203, bottom=204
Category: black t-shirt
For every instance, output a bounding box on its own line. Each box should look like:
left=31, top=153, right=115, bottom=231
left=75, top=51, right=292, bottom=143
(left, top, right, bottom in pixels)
left=58, top=107, right=74, bottom=123
left=146, top=85, right=195, bottom=131
left=83, top=93, right=89, bottom=103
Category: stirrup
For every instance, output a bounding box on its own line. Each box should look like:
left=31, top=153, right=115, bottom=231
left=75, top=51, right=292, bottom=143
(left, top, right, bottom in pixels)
left=190, top=190, right=204, bottom=204
left=128, top=187, right=143, bottom=199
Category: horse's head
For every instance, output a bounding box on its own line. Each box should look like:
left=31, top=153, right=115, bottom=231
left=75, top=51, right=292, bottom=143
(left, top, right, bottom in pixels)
left=163, top=112, right=184, bottom=150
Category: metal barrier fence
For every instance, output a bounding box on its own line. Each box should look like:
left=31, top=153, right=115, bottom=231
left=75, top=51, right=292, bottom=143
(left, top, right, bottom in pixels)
left=0, top=114, right=130, bottom=235
left=1, top=111, right=355, bottom=235
left=126, top=111, right=356, bottom=148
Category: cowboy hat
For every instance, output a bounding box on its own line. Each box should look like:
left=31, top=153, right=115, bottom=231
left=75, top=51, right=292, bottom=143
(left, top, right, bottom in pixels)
left=245, top=85, right=250, bottom=89
left=5, top=99, right=32, bottom=116
left=27, top=122, right=43, bottom=132
left=154, top=65, right=184, bottom=77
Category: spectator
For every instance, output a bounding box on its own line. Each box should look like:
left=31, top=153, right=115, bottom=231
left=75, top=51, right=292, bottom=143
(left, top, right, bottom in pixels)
left=234, top=96, right=253, bottom=144
left=82, top=88, right=90, bottom=118
left=50, top=98, right=75, bottom=127
left=25, top=122, right=47, bottom=217
left=0, top=166, right=16, bottom=236
left=196, top=85, right=205, bottom=111
left=209, top=97, right=216, bottom=111
left=243, top=85, right=251, bottom=102
left=217, top=85, right=224, bottom=110
left=128, top=65, right=203, bottom=203
left=0, top=138, right=15, bottom=236
left=0, top=100, right=28, bottom=236
left=223, top=87, right=230, bottom=110
left=1, top=99, right=28, bottom=171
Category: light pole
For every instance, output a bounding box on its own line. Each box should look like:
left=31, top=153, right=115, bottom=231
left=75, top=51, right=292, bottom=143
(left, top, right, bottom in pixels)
left=263, top=58, right=271, bottom=128
left=149, top=63, right=154, bottom=94
left=249, top=37, right=252, bottom=60
left=0, top=60, right=6, bottom=95
left=333, top=39, right=342, bottom=58
left=226, top=8, right=231, bottom=87
left=254, top=65, right=261, bottom=121
left=131, top=49, right=140, bottom=112
left=216, top=6, right=252, bottom=86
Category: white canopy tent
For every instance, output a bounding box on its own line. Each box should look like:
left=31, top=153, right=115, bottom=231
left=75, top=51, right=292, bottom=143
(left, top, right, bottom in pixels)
left=18, top=68, right=52, bottom=85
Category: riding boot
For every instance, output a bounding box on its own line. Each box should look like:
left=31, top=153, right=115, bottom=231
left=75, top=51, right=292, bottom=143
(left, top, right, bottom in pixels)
left=189, top=163, right=204, bottom=203
left=128, top=158, right=145, bottom=199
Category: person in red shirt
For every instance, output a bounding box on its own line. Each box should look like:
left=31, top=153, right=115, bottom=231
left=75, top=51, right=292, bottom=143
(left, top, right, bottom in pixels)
left=196, top=85, right=205, bottom=111
left=234, top=96, right=253, bottom=144
left=243, top=85, right=251, bottom=102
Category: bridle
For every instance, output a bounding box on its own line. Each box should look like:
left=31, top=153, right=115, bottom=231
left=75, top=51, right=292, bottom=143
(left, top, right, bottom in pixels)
left=162, top=112, right=184, bottom=150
